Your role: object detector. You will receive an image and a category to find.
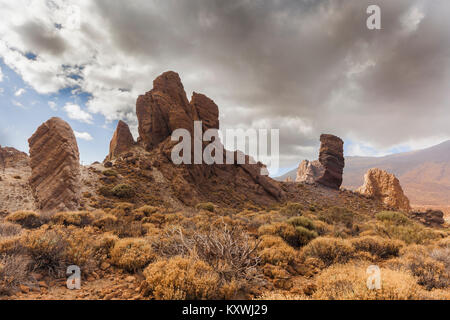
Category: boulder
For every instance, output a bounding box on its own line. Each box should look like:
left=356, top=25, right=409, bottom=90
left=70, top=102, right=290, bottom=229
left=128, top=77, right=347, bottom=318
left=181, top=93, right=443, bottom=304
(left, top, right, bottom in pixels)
left=357, top=168, right=411, bottom=212
left=28, top=117, right=81, bottom=212
left=296, top=134, right=344, bottom=189
left=107, top=120, right=135, bottom=160
left=409, top=209, right=445, bottom=227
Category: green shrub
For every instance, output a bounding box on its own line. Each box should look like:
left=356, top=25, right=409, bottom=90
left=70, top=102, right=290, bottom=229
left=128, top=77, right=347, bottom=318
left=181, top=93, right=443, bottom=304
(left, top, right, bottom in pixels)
left=295, top=226, right=318, bottom=246
left=288, top=216, right=315, bottom=230
left=111, top=184, right=135, bottom=198
left=259, top=222, right=317, bottom=247
left=376, top=211, right=409, bottom=225
left=318, top=207, right=354, bottom=227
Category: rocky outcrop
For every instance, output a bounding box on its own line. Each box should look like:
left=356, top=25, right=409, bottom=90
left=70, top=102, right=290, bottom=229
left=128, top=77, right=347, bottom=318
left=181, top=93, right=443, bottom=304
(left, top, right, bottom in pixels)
left=296, top=134, right=344, bottom=189
left=295, top=160, right=324, bottom=184
left=107, top=120, right=135, bottom=160
left=135, top=71, right=284, bottom=203
left=409, top=209, right=445, bottom=227
left=284, top=176, right=293, bottom=182
left=28, top=117, right=81, bottom=212
left=357, top=168, right=411, bottom=212
left=0, top=145, right=29, bottom=170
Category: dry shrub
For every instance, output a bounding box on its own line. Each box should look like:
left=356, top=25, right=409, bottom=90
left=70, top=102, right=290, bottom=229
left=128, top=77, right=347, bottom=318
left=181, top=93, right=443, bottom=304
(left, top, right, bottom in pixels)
left=287, top=216, right=315, bottom=230
left=51, top=211, right=93, bottom=227
left=195, top=202, right=215, bottom=212
left=258, top=235, right=298, bottom=267
left=0, top=221, right=22, bottom=237
left=21, top=227, right=68, bottom=277
left=63, top=226, right=98, bottom=274
left=301, top=237, right=354, bottom=267
left=111, top=184, right=135, bottom=198
left=110, top=238, right=154, bottom=271
left=398, top=245, right=449, bottom=290
left=280, top=202, right=303, bottom=216
left=133, top=205, right=159, bottom=220
left=376, top=211, right=409, bottom=225
left=93, top=213, right=117, bottom=229
left=6, top=211, right=42, bottom=229
left=318, top=207, right=354, bottom=228
left=257, top=291, right=308, bottom=300
left=258, top=222, right=316, bottom=247
left=153, top=222, right=262, bottom=297
left=0, top=254, right=31, bottom=295
left=312, top=264, right=422, bottom=300
left=142, top=256, right=220, bottom=299
left=375, top=221, right=440, bottom=245
left=351, top=236, right=404, bottom=259
left=110, top=202, right=134, bottom=217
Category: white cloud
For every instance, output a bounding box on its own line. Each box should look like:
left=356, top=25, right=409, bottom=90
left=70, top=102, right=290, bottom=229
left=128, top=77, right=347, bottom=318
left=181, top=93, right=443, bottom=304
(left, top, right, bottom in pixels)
left=63, top=103, right=93, bottom=124
left=74, top=131, right=93, bottom=141
left=0, top=88, right=4, bottom=94
left=0, top=65, right=3, bottom=81
left=12, top=100, right=24, bottom=108
left=48, top=101, right=57, bottom=110
left=14, top=88, right=26, bottom=96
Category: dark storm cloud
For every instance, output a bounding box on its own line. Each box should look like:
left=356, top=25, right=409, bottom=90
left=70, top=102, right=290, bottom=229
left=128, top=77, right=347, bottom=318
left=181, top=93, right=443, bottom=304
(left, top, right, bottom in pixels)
left=16, top=20, right=68, bottom=56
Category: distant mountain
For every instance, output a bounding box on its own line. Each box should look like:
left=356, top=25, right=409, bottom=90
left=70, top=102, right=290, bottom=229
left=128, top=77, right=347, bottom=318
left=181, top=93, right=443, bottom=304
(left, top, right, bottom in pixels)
left=276, top=140, right=450, bottom=206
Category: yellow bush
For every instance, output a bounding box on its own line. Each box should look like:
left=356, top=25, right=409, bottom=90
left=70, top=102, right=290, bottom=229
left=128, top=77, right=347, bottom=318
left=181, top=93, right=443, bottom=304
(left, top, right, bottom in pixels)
left=110, top=238, right=154, bottom=271
left=258, top=235, right=298, bottom=267
left=142, top=256, right=220, bottom=299
left=312, top=264, right=422, bottom=300
left=351, top=236, right=404, bottom=259
left=301, top=237, right=354, bottom=267
left=6, top=211, right=41, bottom=229
left=51, top=211, right=93, bottom=227
left=258, top=222, right=315, bottom=247
left=92, top=214, right=117, bottom=229
left=195, top=202, right=215, bottom=212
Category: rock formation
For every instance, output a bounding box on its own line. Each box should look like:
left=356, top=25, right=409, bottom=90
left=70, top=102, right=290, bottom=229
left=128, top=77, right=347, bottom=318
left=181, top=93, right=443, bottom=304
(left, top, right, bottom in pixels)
left=296, top=134, right=344, bottom=189
left=409, top=209, right=445, bottom=227
left=134, top=71, right=283, bottom=204
left=107, top=120, right=135, bottom=160
left=28, top=117, right=81, bottom=212
left=284, top=176, right=293, bottom=182
left=0, top=145, right=29, bottom=170
left=357, top=168, right=411, bottom=212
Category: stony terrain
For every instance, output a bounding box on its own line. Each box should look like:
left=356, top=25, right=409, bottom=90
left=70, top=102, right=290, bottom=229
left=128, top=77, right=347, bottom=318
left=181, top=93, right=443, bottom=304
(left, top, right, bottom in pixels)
left=0, top=71, right=449, bottom=300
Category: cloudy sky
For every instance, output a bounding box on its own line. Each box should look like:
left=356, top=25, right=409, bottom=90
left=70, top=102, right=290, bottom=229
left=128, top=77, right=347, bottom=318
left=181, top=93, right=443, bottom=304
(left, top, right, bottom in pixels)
left=1, top=0, right=449, bottom=175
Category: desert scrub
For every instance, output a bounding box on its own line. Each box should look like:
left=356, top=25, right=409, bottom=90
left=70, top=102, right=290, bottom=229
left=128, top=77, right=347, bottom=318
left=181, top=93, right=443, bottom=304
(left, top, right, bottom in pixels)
left=111, top=184, right=135, bottom=198
left=142, top=256, right=220, bottom=299
left=376, top=211, right=410, bottom=225
left=312, top=264, right=422, bottom=300
left=102, top=169, right=118, bottom=177
left=92, top=213, right=117, bottom=229
left=258, top=235, right=298, bottom=267
left=0, top=221, right=22, bottom=238
left=258, top=222, right=316, bottom=247
left=280, top=202, right=303, bottom=216
left=0, top=254, right=31, bottom=295
left=287, top=216, right=315, bottom=231
left=21, top=227, right=68, bottom=277
left=110, top=238, right=154, bottom=271
left=318, top=207, right=355, bottom=228
left=375, top=220, right=440, bottom=245
left=351, top=236, right=404, bottom=260
left=133, top=205, right=159, bottom=220
left=300, top=237, right=354, bottom=267
left=51, top=211, right=93, bottom=227
left=110, top=202, right=134, bottom=217
left=195, top=202, right=215, bottom=212
left=6, top=211, right=42, bottom=229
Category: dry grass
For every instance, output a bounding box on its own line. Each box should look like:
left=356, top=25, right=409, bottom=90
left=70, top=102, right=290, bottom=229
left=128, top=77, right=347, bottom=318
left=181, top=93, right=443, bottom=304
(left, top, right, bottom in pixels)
left=6, top=211, right=42, bottom=229
left=110, top=238, right=154, bottom=271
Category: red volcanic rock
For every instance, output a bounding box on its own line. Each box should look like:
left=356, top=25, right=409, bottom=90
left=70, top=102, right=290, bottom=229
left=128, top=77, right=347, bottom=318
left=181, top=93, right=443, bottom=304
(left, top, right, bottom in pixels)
left=296, top=134, right=344, bottom=189
left=0, top=145, right=29, bottom=169
left=190, top=92, right=219, bottom=131
left=107, top=120, right=135, bottom=160
left=28, top=117, right=81, bottom=212
left=136, top=71, right=193, bottom=151
left=316, top=134, right=345, bottom=189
